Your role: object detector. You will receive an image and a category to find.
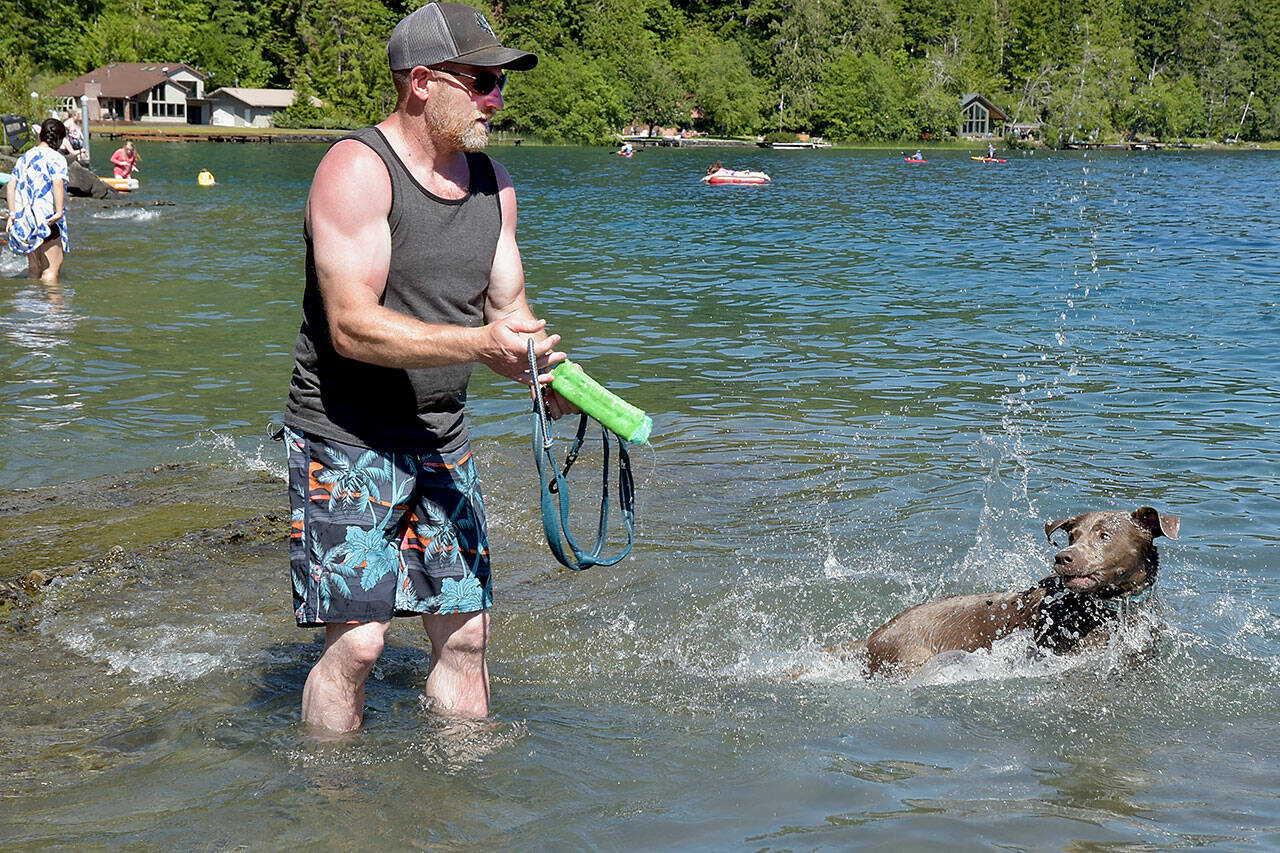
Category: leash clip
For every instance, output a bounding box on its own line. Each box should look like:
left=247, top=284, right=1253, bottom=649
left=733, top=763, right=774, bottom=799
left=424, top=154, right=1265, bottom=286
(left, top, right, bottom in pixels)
left=527, top=338, right=554, bottom=450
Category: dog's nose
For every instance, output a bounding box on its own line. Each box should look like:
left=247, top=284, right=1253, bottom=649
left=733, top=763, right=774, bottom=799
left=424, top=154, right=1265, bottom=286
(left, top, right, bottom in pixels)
left=1054, top=550, right=1073, bottom=567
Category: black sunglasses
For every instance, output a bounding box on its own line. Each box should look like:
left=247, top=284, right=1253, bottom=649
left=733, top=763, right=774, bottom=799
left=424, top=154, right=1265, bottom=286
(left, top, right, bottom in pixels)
left=433, top=67, right=507, bottom=96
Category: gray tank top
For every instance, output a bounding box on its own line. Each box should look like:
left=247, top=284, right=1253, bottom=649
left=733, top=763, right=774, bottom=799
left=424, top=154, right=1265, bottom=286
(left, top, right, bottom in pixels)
left=285, top=126, right=502, bottom=452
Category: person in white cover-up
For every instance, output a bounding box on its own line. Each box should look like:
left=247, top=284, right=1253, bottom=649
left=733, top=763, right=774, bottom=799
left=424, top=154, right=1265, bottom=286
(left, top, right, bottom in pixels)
left=5, top=118, right=70, bottom=283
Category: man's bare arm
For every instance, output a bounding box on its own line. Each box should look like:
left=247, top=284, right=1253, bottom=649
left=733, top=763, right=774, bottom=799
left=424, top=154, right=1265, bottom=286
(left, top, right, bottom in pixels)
left=309, top=141, right=557, bottom=371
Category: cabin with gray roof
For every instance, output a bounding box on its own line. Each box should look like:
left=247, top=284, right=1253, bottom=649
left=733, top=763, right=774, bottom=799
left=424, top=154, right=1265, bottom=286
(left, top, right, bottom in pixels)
left=959, top=94, right=1009, bottom=137
left=207, top=88, right=318, bottom=128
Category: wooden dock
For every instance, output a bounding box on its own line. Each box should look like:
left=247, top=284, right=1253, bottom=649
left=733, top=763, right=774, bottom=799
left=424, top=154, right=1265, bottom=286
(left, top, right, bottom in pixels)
left=625, top=135, right=757, bottom=148
left=89, top=125, right=344, bottom=144
left=1064, top=140, right=1168, bottom=151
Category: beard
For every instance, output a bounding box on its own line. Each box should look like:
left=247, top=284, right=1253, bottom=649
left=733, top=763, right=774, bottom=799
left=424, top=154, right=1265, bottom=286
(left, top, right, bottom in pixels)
left=426, top=104, right=489, bottom=152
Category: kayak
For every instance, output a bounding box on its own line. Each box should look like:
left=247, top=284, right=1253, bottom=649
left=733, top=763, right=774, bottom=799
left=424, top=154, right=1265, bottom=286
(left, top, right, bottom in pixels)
left=103, top=177, right=139, bottom=191
left=903, top=157, right=927, bottom=163
left=971, top=156, right=1007, bottom=163
left=701, top=169, right=771, bottom=185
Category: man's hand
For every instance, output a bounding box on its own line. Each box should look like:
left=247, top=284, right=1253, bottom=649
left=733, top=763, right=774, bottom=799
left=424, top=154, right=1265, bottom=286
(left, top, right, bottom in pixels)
left=479, top=317, right=565, bottom=385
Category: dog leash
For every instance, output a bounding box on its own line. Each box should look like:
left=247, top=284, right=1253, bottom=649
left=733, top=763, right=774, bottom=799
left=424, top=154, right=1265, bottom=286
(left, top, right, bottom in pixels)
left=528, top=339, right=636, bottom=571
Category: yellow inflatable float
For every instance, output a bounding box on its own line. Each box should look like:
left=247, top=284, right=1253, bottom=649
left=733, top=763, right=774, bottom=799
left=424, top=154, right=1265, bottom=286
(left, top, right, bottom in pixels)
left=197, top=169, right=216, bottom=186
left=102, top=177, right=138, bottom=192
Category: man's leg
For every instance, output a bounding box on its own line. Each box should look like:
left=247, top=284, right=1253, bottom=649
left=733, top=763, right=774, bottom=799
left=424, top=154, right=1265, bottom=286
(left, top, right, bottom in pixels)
left=422, top=610, right=490, bottom=718
left=302, top=620, right=391, bottom=732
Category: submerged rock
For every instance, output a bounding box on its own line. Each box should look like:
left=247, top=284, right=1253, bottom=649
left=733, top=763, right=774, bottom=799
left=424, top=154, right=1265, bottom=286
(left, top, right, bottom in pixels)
left=0, top=462, right=285, bottom=623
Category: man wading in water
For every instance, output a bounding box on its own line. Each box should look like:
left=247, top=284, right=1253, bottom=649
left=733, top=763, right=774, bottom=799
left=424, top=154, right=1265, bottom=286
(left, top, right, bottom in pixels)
left=282, top=2, right=569, bottom=731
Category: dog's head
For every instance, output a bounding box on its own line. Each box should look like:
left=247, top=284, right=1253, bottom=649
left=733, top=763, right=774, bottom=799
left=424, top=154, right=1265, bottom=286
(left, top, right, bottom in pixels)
left=1043, top=507, right=1180, bottom=598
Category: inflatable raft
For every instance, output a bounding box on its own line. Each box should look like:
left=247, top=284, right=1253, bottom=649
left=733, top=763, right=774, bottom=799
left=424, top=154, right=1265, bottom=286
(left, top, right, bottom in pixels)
left=903, top=157, right=927, bottom=163
left=971, top=156, right=1007, bottom=163
left=701, top=169, right=771, bottom=186
left=103, top=177, right=139, bottom=192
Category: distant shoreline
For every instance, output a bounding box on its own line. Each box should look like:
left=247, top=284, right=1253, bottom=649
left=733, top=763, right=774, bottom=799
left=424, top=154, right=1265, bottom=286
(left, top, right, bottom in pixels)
left=88, top=125, right=346, bottom=144
left=72, top=123, right=1280, bottom=151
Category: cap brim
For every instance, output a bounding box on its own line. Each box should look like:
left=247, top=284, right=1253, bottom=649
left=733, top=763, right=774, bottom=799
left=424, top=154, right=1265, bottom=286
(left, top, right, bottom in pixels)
left=453, top=45, right=538, bottom=71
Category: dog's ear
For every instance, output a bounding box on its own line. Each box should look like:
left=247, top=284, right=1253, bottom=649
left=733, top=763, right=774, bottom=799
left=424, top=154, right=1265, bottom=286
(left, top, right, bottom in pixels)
left=1132, top=506, right=1180, bottom=541
left=1044, top=515, right=1077, bottom=542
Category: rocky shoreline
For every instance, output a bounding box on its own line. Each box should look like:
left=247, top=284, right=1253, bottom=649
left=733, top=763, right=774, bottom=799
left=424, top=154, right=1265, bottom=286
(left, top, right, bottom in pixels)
left=0, top=463, right=286, bottom=627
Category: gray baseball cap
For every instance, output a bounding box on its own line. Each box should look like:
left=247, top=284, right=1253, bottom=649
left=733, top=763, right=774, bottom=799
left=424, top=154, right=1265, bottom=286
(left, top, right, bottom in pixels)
left=387, top=2, right=537, bottom=72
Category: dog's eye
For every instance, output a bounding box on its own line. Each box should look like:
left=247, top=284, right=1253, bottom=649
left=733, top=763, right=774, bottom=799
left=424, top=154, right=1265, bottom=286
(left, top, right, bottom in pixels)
left=1098, top=530, right=1110, bottom=541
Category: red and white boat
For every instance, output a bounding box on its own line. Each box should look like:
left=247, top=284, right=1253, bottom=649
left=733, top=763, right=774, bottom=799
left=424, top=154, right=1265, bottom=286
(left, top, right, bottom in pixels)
left=701, top=168, right=771, bottom=186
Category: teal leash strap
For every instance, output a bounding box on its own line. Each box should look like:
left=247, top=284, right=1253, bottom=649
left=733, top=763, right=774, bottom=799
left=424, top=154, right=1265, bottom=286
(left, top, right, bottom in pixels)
left=528, top=341, right=636, bottom=571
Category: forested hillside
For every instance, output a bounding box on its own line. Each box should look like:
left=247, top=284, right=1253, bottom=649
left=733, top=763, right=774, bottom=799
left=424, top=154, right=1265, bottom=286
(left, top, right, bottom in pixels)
left=2, top=0, right=1276, bottom=145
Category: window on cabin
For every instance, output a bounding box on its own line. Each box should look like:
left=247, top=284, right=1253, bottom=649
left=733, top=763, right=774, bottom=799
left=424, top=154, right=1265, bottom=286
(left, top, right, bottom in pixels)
left=962, top=103, right=988, bottom=136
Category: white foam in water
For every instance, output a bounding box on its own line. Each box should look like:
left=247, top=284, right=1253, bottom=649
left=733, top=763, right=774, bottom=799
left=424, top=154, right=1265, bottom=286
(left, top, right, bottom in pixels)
left=184, top=430, right=286, bottom=480
left=905, top=633, right=1070, bottom=686
left=56, top=624, right=227, bottom=683
left=1214, top=595, right=1280, bottom=669
left=1, top=247, right=29, bottom=276
left=820, top=544, right=896, bottom=581
left=772, top=643, right=870, bottom=684
left=39, top=570, right=242, bottom=684
left=91, top=207, right=161, bottom=221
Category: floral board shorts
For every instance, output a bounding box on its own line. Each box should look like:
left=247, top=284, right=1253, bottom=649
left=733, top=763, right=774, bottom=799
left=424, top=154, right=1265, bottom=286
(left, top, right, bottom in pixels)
left=284, top=426, right=492, bottom=627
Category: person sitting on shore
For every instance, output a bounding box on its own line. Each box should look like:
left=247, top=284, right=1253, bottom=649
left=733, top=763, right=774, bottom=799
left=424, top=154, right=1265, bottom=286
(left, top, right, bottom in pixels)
left=60, top=109, right=88, bottom=164
left=110, top=141, right=140, bottom=178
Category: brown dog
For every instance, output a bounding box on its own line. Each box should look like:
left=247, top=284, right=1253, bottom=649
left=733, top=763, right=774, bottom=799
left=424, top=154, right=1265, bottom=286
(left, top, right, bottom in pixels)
left=830, top=506, right=1180, bottom=678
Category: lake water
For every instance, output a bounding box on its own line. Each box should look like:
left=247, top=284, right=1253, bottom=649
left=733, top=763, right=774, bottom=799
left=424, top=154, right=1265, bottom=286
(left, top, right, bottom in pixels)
left=1, top=140, right=1277, bottom=850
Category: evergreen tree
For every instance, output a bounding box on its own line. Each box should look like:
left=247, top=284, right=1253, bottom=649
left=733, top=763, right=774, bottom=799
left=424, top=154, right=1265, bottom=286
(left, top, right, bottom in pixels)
left=293, top=0, right=396, bottom=125
left=5, top=0, right=1279, bottom=143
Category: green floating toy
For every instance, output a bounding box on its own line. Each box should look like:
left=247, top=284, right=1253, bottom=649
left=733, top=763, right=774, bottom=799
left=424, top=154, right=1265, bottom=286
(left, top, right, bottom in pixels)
left=549, top=360, right=652, bottom=445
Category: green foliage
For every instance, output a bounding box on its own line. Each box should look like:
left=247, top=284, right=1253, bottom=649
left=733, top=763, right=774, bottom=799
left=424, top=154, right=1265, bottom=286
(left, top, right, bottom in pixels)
left=673, top=30, right=767, bottom=136
left=621, top=55, right=685, bottom=135
left=293, top=0, right=397, bottom=126
left=815, top=49, right=910, bottom=140
left=2, top=0, right=1278, bottom=142
left=1, top=0, right=99, bottom=72
left=0, top=52, right=38, bottom=122
left=500, top=52, right=624, bottom=144
left=80, top=3, right=166, bottom=67
left=271, top=85, right=333, bottom=129
left=187, top=0, right=276, bottom=88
